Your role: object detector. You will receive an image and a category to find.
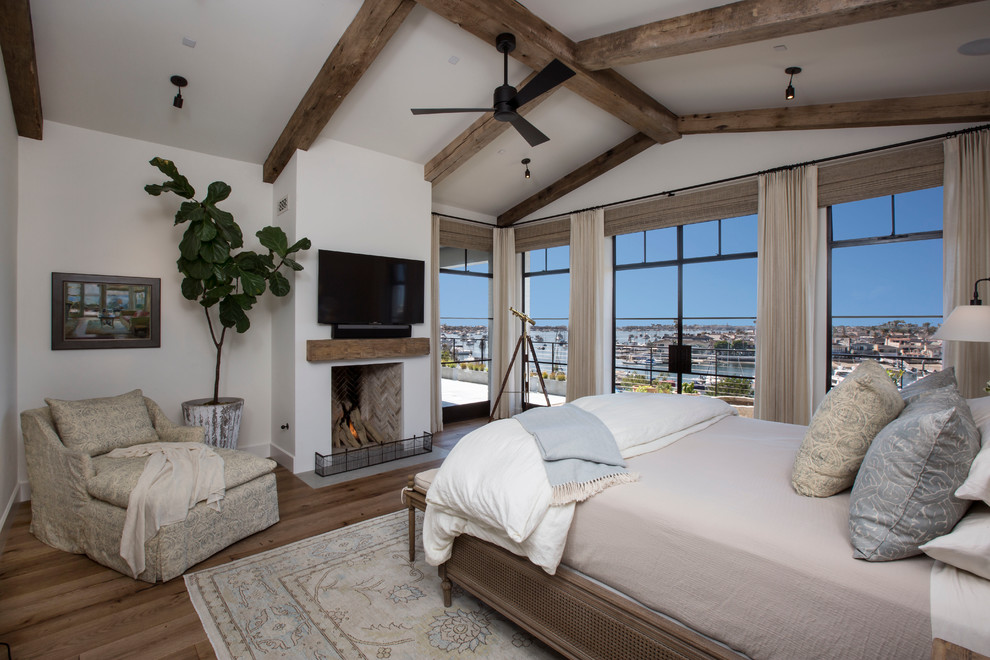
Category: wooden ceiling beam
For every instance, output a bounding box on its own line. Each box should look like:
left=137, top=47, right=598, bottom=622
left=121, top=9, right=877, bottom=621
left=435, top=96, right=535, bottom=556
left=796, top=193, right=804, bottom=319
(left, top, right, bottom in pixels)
left=497, top=132, right=655, bottom=226
left=0, top=0, right=43, bottom=140
left=424, top=71, right=558, bottom=187
left=678, top=91, right=990, bottom=134
left=413, top=0, right=681, bottom=146
left=576, top=0, right=985, bottom=71
left=262, top=0, right=416, bottom=183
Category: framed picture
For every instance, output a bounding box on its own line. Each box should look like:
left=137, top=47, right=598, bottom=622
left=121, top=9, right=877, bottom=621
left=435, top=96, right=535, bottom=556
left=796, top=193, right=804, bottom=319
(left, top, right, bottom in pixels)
left=52, top=273, right=161, bottom=350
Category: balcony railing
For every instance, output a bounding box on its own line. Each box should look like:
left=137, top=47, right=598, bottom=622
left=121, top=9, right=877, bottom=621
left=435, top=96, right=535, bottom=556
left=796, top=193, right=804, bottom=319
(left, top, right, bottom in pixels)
left=614, top=346, right=755, bottom=396
left=829, top=352, right=942, bottom=389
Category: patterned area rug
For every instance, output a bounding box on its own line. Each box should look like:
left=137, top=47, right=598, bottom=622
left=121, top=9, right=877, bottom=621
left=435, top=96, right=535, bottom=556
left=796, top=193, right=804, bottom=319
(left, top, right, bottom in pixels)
left=185, top=511, right=559, bottom=659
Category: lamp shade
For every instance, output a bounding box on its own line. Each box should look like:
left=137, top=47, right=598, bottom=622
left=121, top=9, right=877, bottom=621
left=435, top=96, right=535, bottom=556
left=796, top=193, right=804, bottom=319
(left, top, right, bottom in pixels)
left=932, top=305, right=990, bottom=342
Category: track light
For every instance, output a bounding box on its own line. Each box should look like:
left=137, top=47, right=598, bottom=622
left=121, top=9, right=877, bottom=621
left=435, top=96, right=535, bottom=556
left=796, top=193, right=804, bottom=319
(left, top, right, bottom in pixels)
left=521, top=158, right=531, bottom=179
left=784, top=67, right=801, bottom=101
left=171, top=75, right=187, bottom=109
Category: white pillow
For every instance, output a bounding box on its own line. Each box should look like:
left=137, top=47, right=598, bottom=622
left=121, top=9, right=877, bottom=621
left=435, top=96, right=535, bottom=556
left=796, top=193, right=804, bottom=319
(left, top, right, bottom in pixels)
left=571, top=392, right=735, bottom=455
left=920, top=504, right=990, bottom=580
left=957, top=397, right=990, bottom=506
left=966, top=396, right=990, bottom=445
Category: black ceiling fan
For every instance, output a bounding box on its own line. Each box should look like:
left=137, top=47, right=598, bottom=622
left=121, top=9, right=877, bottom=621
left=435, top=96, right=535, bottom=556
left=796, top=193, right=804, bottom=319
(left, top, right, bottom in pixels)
left=411, top=33, right=575, bottom=147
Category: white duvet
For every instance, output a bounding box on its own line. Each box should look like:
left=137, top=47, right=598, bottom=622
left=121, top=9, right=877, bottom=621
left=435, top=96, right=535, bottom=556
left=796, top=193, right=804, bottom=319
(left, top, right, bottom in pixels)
left=423, top=393, right=736, bottom=573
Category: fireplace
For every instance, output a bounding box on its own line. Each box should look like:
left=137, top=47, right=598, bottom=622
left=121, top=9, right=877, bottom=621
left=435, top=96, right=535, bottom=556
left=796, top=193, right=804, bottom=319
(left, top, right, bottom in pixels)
left=331, top=362, right=402, bottom=447
left=316, top=362, right=432, bottom=476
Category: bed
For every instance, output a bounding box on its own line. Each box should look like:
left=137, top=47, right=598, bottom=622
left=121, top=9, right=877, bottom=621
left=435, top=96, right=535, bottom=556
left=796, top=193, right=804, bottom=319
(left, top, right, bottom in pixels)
left=419, top=384, right=990, bottom=660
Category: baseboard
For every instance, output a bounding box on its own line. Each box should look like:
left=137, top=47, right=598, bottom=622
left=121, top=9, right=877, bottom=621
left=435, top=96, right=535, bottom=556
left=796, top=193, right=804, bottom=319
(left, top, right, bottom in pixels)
left=236, top=442, right=271, bottom=459
left=268, top=443, right=294, bottom=472
left=0, top=484, right=20, bottom=558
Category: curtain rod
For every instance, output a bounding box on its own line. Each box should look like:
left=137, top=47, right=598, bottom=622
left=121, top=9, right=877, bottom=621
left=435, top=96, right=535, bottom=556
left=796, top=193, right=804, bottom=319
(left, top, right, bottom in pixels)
left=512, top=123, right=990, bottom=227
left=431, top=211, right=495, bottom=227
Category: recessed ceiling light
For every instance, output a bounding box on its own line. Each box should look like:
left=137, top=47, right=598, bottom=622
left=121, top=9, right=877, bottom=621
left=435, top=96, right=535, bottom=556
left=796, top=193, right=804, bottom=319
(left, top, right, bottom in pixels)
left=182, top=36, right=197, bottom=48
left=958, top=38, right=990, bottom=56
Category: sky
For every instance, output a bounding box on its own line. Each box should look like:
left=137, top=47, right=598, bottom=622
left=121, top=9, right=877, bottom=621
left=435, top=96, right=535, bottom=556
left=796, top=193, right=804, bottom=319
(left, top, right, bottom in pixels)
left=440, top=186, right=944, bottom=329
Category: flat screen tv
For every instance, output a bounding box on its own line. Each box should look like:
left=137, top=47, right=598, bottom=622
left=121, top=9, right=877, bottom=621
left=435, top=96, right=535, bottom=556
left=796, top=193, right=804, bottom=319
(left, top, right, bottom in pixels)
left=317, top=249, right=425, bottom=326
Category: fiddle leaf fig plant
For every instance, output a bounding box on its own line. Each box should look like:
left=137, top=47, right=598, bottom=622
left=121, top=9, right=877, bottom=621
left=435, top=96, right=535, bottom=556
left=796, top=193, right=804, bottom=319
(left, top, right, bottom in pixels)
left=145, top=157, right=311, bottom=404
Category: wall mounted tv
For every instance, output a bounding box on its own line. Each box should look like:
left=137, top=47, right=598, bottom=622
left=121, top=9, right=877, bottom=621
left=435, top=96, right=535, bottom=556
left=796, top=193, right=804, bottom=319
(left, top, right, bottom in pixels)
left=317, top=249, right=425, bottom=327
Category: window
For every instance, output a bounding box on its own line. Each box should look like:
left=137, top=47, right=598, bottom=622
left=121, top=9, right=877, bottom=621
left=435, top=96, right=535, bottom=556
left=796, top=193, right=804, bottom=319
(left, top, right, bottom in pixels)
left=828, top=187, right=943, bottom=391
left=439, top=247, right=492, bottom=421
left=614, top=215, right=757, bottom=397
left=522, top=246, right=570, bottom=405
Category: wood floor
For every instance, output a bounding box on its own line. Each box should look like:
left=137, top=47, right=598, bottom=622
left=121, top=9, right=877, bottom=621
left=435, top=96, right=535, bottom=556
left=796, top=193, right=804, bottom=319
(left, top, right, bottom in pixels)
left=0, top=419, right=482, bottom=659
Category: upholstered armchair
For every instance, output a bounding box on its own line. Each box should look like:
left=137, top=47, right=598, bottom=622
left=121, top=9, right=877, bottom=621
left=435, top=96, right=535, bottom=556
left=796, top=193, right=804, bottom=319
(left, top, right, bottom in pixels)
left=21, top=389, right=279, bottom=582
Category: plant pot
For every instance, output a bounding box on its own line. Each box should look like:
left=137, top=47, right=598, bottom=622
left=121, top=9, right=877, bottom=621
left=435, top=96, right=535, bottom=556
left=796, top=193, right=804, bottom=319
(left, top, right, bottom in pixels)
left=182, top=397, right=244, bottom=449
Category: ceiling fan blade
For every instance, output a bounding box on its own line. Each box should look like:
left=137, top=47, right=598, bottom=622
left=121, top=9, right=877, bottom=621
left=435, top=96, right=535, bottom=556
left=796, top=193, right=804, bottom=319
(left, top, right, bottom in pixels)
left=509, top=114, right=550, bottom=147
left=512, top=59, right=575, bottom=108
left=410, top=107, right=494, bottom=115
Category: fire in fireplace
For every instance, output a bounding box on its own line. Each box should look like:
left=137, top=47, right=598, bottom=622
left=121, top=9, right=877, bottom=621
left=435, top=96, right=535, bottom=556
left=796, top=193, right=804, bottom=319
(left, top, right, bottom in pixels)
left=333, top=401, right=385, bottom=449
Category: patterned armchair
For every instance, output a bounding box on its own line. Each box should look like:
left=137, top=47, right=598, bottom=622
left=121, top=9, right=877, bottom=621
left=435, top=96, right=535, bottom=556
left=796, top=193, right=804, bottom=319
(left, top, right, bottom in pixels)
left=21, top=389, right=279, bottom=582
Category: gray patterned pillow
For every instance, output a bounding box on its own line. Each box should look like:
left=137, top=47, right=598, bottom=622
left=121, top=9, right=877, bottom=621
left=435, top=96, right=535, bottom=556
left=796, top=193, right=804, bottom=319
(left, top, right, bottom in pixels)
left=46, top=389, right=159, bottom=456
left=792, top=360, right=905, bottom=497
left=899, top=366, right=956, bottom=401
left=849, top=387, right=980, bottom=561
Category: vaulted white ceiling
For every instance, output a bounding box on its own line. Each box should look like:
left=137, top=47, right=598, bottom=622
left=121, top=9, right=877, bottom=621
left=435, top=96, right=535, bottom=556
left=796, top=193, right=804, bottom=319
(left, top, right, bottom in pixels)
left=26, top=0, right=990, bottom=222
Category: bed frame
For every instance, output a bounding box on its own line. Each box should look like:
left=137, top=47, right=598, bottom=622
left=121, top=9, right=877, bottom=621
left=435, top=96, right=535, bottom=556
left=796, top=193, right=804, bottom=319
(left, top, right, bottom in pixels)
left=406, top=476, right=986, bottom=660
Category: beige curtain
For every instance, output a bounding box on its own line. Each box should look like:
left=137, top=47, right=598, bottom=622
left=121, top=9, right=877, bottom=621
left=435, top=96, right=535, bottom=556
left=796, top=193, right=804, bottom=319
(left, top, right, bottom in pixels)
left=429, top=215, right=443, bottom=433
left=943, top=129, right=990, bottom=399
left=491, top=227, right=521, bottom=418
left=566, top=208, right=606, bottom=401
left=755, top=165, right=819, bottom=425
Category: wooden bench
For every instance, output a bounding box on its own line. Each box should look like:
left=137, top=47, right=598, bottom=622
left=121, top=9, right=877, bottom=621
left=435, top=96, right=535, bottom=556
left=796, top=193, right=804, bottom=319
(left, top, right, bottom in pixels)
left=403, top=468, right=437, bottom=561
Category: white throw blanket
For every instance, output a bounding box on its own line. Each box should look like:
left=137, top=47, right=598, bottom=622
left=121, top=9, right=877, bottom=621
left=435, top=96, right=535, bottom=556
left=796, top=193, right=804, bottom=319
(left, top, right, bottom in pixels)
left=106, top=442, right=225, bottom=578
left=424, top=393, right=736, bottom=573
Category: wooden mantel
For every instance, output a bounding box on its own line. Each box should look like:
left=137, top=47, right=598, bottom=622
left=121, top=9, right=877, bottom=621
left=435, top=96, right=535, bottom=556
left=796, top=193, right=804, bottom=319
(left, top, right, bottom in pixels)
left=306, top=337, right=430, bottom=362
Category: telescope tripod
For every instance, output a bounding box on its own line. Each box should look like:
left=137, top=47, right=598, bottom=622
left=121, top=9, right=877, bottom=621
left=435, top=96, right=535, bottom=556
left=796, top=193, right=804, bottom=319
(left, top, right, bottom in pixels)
left=490, top=308, right=551, bottom=422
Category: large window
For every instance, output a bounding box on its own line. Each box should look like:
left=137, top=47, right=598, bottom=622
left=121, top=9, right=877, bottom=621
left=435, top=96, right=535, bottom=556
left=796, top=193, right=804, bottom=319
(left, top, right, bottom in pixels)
left=828, top=187, right=943, bottom=390
left=613, top=215, right=757, bottom=397
left=522, top=246, right=570, bottom=405
left=439, top=247, right=492, bottom=421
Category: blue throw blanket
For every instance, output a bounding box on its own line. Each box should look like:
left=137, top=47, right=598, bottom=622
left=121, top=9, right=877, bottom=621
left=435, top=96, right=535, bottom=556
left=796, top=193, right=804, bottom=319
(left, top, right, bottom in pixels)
left=514, top=404, right=637, bottom=505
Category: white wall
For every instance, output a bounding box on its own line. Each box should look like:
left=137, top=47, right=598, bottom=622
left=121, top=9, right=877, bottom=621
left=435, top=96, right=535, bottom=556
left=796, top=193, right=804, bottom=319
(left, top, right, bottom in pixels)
left=527, top=125, right=978, bottom=222
left=17, top=122, right=276, bottom=482
left=0, top=56, right=21, bottom=546
left=281, top=138, right=432, bottom=473
left=270, top=152, right=298, bottom=468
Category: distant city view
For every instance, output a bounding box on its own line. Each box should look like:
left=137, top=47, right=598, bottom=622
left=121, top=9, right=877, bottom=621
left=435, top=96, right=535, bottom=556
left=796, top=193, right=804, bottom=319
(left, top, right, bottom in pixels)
left=441, top=317, right=942, bottom=403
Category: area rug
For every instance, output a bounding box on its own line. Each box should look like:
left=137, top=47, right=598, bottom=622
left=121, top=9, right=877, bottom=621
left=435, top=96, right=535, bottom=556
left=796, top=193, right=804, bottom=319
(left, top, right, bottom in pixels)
left=185, top=510, right=558, bottom=659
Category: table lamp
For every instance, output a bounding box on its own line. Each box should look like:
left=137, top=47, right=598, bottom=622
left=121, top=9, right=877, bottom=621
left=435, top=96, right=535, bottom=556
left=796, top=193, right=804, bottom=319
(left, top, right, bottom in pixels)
left=933, top=277, right=990, bottom=392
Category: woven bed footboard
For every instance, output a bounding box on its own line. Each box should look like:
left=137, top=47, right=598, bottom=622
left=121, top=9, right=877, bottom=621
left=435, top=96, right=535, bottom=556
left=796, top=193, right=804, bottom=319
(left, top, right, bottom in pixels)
left=442, top=534, right=740, bottom=660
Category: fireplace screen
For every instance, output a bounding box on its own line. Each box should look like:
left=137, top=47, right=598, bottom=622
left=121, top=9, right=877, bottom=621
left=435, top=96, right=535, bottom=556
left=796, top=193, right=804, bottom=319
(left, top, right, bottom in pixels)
left=317, top=362, right=431, bottom=476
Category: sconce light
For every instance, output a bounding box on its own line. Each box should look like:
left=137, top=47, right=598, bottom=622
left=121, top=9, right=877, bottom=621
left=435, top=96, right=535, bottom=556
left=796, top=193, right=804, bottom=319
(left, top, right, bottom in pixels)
left=171, top=75, right=187, bottom=108
left=784, top=67, right=801, bottom=101
left=521, top=158, right=531, bottom=179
